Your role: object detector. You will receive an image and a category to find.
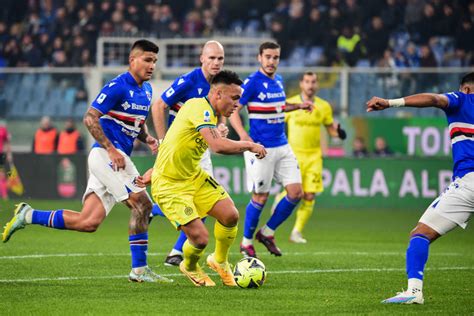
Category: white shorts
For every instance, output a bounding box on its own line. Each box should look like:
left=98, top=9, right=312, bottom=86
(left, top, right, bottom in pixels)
left=83, top=147, right=146, bottom=215
left=419, top=172, right=474, bottom=235
left=200, top=148, right=213, bottom=177
left=244, top=144, right=302, bottom=193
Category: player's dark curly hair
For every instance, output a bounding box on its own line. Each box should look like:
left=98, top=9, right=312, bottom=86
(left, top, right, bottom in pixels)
left=211, top=70, right=243, bottom=86
left=259, top=42, right=280, bottom=55
left=131, top=39, right=159, bottom=53
left=461, top=72, right=474, bottom=86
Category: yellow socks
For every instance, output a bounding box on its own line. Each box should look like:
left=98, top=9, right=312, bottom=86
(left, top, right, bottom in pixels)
left=214, top=221, right=238, bottom=263
left=294, top=199, right=315, bottom=233
left=183, top=240, right=205, bottom=270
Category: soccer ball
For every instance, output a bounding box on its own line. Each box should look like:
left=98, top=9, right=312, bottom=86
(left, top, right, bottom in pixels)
left=233, top=257, right=266, bottom=288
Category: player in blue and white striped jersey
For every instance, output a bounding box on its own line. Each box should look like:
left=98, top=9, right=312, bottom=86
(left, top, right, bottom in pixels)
left=2, top=40, right=172, bottom=284
left=367, top=72, right=474, bottom=305
left=229, top=42, right=313, bottom=258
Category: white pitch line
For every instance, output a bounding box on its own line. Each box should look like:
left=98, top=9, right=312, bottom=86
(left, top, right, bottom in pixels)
left=0, top=267, right=472, bottom=283
left=0, top=251, right=464, bottom=260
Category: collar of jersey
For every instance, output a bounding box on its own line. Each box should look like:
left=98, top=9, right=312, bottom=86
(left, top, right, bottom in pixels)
left=204, top=96, right=217, bottom=117
left=124, top=71, right=142, bottom=89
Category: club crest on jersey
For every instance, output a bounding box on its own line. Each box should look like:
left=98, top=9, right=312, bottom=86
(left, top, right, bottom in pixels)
left=146, top=90, right=152, bottom=101
left=203, top=110, right=211, bottom=122
left=258, top=92, right=266, bottom=101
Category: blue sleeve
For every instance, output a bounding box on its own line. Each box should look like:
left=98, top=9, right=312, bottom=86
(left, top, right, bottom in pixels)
left=160, top=76, right=192, bottom=107
left=239, top=78, right=254, bottom=106
left=91, top=82, right=124, bottom=114
left=443, top=91, right=464, bottom=114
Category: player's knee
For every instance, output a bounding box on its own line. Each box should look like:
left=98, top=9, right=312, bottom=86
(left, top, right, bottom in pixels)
left=187, top=227, right=209, bottom=248
left=287, top=189, right=303, bottom=201
left=410, top=222, right=440, bottom=241
left=303, top=193, right=315, bottom=201
left=222, top=208, right=239, bottom=227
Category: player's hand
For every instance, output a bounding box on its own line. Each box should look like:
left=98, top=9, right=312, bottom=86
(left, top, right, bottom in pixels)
left=107, top=147, right=125, bottom=171
left=134, top=176, right=147, bottom=188
left=299, top=100, right=314, bottom=112
left=137, top=168, right=153, bottom=187
left=366, top=97, right=389, bottom=112
left=145, top=135, right=159, bottom=154
left=217, top=123, right=229, bottom=138
left=250, top=143, right=267, bottom=159
left=337, top=124, right=347, bottom=140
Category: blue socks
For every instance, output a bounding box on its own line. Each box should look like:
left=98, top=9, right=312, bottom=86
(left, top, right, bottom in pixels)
left=266, top=196, right=300, bottom=230
left=243, top=200, right=264, bottom=239
left=129, top=232, right=148, bottom=268
left=151, top=204, right=165, bottom=217
left=406, top=234, right=430, bottom=280
left=32, top=210, right=66, bottom=229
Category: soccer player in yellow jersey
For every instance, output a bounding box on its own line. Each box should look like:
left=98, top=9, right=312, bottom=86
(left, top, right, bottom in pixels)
left=140, top=70, right=266, bottom=286
left=275, top=71, right=346, bottom=243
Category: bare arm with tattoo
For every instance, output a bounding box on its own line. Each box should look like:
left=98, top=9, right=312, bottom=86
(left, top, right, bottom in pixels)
left=200, top=126, right=266, bottom=158
left=137, top=123, right=158, bottom=154
left=83, top=107, right=125, bottom=170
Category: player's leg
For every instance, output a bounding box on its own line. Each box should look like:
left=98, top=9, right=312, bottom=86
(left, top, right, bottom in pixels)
left=2, top=192, right=108, bottom=243
left=291, top=155, right=321, bottom=243
left=179, top=218, right=215, bottom=286
left=206, top=197, right=239, bottom=286
left=291, top=192, right=315, bottom=243
left=241, top=150, right=274, bottom=257
left=383, top=174, right=474, bottom=304
left=257, top=145, right=302, bottom=256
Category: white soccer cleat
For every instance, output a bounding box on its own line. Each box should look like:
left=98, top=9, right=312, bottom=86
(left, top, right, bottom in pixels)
left=289, top=230, right=307, bottom=244
left=381, top=289, right=424, bottom=304
left=2, top=202, right=32, bottom=243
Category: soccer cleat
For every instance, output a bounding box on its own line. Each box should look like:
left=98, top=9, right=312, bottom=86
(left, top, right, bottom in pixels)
left=164, top=254, right=183, bottom=267
left=206, top=253, right=237, bottom=286
left=2, top=202, right=31, bottom=243
left=240, top=243, right=257, bottom=258
left=289, top=230, right=307, bottom=244
left=128, top=266, right=174, bottom=283
left=256, top=230, right=282, bottom=256
left=179, top=261, right=215, bottom=287
left=381, top=289, right=424, bottom=304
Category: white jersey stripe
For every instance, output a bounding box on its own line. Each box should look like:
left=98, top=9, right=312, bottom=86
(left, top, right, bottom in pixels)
left=108, top=110, right=146, bottom=121
left=448, top=122, right=474, bottom=131
left=452, top=135, right=474, bottom=145
left=102, top=115, right=141, bottom=132
left=249, top=113, right=285, bottom=119
left=248, top=101, right=286, bottom=108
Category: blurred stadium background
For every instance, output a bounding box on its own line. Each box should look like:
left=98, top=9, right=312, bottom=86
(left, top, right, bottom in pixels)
left=0, top=0, right=473, bottom=314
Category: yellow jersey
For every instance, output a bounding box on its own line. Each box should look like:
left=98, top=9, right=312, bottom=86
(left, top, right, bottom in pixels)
left=285, top=94, right=334, bottom=154
left=152, top=97, right=217, bottom=180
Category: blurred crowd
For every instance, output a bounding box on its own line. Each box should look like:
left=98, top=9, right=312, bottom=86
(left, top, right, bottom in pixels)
left=0, top=0, right=473, bottom=68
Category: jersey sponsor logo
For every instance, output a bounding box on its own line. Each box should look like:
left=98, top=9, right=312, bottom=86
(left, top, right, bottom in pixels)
left=203, top=110, right=211, bottom=122
left=121, top=101, right=149, bottom=111
left=96, top=93, right=107, bottom=104
left=266, top=91, right=285, bottom=99
left=258, top=92, right=266, bottom=101
left=267, top=117, right=285, bottom=124
left=177, top=78, right=185, bottom=85
left=165, top=87, right=175, bottom=98
left=129, top=90, right=134, bottom=97
left=198, top=88, right=203, bottom=95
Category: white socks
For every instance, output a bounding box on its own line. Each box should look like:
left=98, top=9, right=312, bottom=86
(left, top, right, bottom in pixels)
left=408, top=278, right=423, bottom=292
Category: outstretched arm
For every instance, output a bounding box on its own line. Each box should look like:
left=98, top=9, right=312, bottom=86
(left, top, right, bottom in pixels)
left=200, top=127, right=266, bottom=158
left=83, top=107, right=125, bottom=170
left=285, top=100, right=314, bottom=112
left=366, top=93, right=449, bottom=112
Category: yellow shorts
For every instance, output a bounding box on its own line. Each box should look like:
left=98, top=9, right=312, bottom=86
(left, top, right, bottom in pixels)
left=294, top=151, right=323, bottom=193
left=152, top=168, right=229, bottom=229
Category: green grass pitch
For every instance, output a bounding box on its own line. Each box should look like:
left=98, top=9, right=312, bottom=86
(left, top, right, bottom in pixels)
left=0, top=199, right=472, bottom=315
